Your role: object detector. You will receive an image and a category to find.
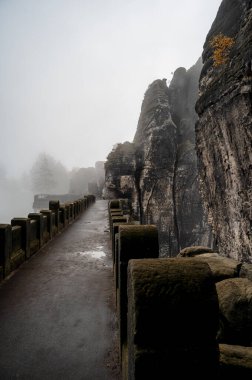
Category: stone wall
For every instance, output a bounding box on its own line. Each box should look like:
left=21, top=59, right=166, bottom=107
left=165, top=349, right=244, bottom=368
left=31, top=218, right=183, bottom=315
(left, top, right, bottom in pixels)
left=0, top=195, right=95, bottom=281
left=195, top=0, right=252, bottom=262
left=108, top=200, right=252, bottom=378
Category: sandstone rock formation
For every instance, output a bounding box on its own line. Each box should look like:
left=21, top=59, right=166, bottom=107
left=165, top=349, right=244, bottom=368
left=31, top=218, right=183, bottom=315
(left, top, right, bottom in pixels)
left=105, top=60, right=211, bottom=256
left=195, top=0, right=252, bottom=262
left=219, top=344, right=252, bottom=376
left=105, top=142, right=136, bottom=201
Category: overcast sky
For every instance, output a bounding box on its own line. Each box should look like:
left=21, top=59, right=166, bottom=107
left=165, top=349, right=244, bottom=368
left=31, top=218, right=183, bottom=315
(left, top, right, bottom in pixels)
left=0, top=0, right=222, bottom=177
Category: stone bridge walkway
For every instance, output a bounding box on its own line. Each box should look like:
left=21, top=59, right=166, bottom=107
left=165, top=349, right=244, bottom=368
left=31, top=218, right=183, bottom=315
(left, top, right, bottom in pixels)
left=0, top=200, right=119, bottom=380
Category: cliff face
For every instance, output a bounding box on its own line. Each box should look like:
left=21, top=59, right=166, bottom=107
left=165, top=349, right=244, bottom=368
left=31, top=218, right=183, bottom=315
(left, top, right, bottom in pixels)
left=133, top=79, right=178, bottom=254
left=133, top=61, right=210, bottom=256
left=105, top=59, right=211, bottom=256
left=196, top=0, right=252, bottom=262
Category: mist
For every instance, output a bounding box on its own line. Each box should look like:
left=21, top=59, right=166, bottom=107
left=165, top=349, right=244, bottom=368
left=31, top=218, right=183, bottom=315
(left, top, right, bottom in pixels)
left=0, top=0, right=222, bottom=222
left=0, top=170, right=33, bottom=223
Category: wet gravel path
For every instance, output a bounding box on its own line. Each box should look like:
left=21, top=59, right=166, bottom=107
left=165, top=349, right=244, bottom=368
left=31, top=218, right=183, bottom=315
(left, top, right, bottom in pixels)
left=0, top=200, right=119, bottom=379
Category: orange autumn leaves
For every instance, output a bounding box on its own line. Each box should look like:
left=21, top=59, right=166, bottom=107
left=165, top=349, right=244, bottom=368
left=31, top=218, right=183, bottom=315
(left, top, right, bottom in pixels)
left=210, top=33, right=235, bottom=66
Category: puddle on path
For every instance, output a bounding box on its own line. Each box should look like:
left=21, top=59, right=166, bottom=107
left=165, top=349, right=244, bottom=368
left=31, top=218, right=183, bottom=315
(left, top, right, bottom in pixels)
left=76, top=250, right=106, bottom=259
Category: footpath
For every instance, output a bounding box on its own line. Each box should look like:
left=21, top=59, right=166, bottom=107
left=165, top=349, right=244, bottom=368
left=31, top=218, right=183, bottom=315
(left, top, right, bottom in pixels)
left=0, top=200, right=119, bottom=380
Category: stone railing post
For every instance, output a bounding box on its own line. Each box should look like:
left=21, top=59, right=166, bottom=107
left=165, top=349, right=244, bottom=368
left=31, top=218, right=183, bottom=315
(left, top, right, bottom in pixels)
left=110, top=215, right=128, bottom=238
left=28, top=213, right=43, bottom=248
left=40, top=210, right=53, bottom=239
left=67, top=203, right=72, bottom=222
left=59, top=206, right=67, bottom=228
left=0, top=224, right=12, bottom=277
left=49, top=201, right=60, bottom=230
left=64, top=204, right=70, bottom=225
left=73, top=201, right=78, bottom=218
left=126, top=258, right=220, bottom=379
left=11, top=218, right=31, bottom=260
left=109, top=199, right=120, bottom=209
left=118, top=225, right=159, bottom=361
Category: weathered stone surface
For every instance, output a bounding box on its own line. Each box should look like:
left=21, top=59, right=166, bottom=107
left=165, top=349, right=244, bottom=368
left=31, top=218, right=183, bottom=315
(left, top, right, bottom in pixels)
left=105, top=60, right=212, bottom=256
left=216, top=278, right=252, bottom=345
left=118, top=225, right=159, bottom=352
left=40, top=210, right=53, bottom=239
left=194, top=255, right=242, bottom=282
left=178, top=248, right=242, bottom=281
left=195, top=0, right=252, bottom=262
left=127, top=258, right=219, bottom=379
left=28, top=213, right=43, bottom=247
left=136, top=70, right=211, bottom=256
left=11, top=218, right=31, bottom=260
left=119, top=225, right=159, bottom=262
left=0, top=224, right=12, bottom=277
left=109, top=200, right=121, bottom=209
left=240, top=262, right=252, bottom=281
left=112, top=222, right=134, bottom=266
left=29, top=220, right=40, bottom=255
left=220, top=344, right=252, bottom=376
left=110, top=216, right=128, bottom=237
left=105, top=143, right=137, bottom=206
left=178, top=245, right=214, bottom=257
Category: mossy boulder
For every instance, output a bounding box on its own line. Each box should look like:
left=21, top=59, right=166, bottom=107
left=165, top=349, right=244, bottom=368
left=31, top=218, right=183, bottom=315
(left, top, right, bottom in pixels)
left=220, top=344, right=252, bottom=376
left=216, top=278, right=252, bottom=346
left=239, top=262, right=252, bottom=281
left=193, top=255, right=242, bottom=282
left=178, top=246, right=215, bottom=257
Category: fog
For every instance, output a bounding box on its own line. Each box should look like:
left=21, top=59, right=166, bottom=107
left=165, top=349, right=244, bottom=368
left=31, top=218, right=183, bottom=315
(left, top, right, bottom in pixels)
left=0, top=0, right=222, bottom=222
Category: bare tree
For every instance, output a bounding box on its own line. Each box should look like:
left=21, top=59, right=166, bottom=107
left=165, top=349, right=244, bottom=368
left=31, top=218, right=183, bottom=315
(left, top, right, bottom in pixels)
left=30, top=153, right=69, bottom=194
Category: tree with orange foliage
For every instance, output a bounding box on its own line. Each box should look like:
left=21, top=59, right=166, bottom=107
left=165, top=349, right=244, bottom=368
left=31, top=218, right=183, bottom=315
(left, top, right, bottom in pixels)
left=210, top=33, right=235, bottom=66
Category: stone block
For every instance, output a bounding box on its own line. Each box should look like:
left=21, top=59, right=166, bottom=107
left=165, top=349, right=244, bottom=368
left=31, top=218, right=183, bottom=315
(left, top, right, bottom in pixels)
left=110, top=216, right=127, bottom=236
left=51, top=212, right=58, bottom=236
left=29, top=220, right=40, bottom=254
left=49, top=201, right=59, bottom=228
left=11, top=218, right=31, bottom=259
left=40, top=210, right=53, bottom=239
left=49, top=200, right=60, bottom=211
left=118, top=225, right=159, bottom=352
left=112, top=222, right=140, bottom=286
left=191, top=254, right=242, bottom=282
left=109, top=199, right=120, bottom=209
left=68, top=203, right=74, bottom=221
left=59, top=206, right=67, bottom=228
left=64, top=204, right=70, bottom=224
left=10, top=226, right=25, bottom=271
left=11, top=226, right=22, bottom=252
left=0, top=224, right=12, bottom=277
left=239, top=262, right=252, bottom=281
left=111, top=222, right=129, bottom=264
left=41, top=215, right=50, bottom=243
left=73, top=201, right=78, bottom=218
left=127, top=258, right=219, bottom=379
left=216, top=278, right=252, bottom=346
left=58, top=211, right=63, bottom=230
left=219, top=344, right=252, bottom=377
left=28, top=213, right=43, bottom=248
